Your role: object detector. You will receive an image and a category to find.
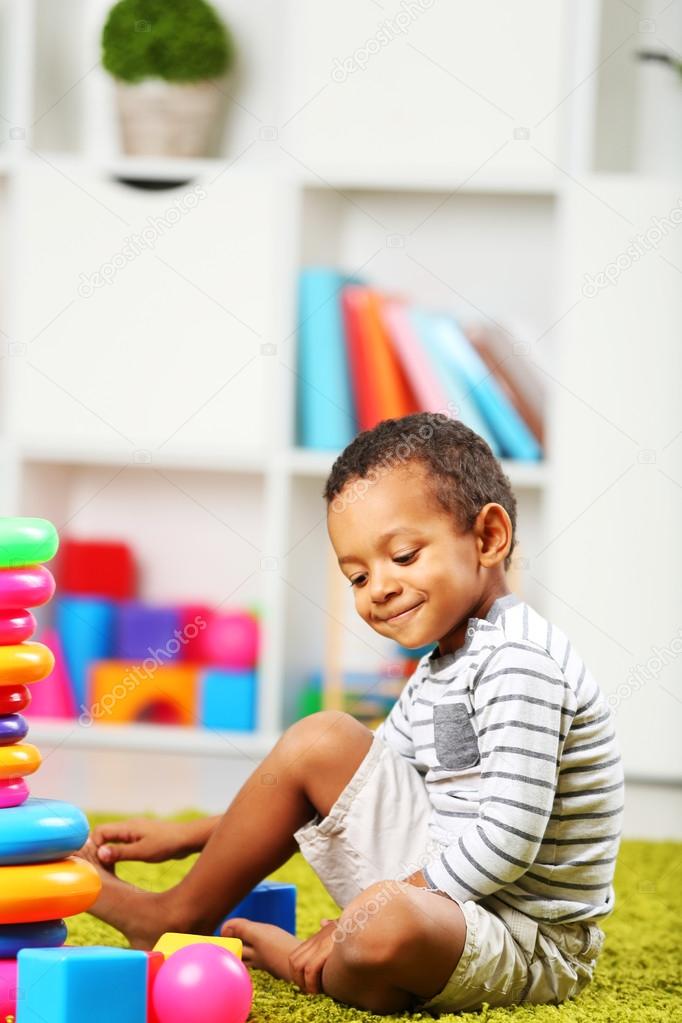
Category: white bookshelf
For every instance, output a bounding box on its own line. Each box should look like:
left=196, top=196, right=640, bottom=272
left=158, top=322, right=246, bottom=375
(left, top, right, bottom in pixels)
left=2, top=0, right=679, bottom=810
left=0, top=0, right=573, bottom=768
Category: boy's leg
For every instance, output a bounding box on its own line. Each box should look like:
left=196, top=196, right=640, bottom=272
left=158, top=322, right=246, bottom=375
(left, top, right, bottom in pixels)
left=227, top=879, right=467, bottom=1014
left=80, top=711, right=373, bottom=947
left=322, top=881, right=467, bottom=1013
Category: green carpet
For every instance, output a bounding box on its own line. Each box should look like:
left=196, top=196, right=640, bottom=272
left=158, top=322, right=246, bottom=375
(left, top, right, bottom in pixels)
left=70, top=821, right=682, bottom=1021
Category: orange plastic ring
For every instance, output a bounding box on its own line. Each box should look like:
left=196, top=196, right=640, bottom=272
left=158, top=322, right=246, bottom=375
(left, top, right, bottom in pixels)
left=0, top=643, right=55, bottom=686
left=0, top=744, right=41, bottom=780
left=0, top=858, right=101, bottom=924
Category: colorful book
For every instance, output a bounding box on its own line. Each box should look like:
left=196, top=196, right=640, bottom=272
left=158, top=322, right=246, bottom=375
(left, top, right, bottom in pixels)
left=342, top=286, right=420, bottom=431
left=408, top=308, right=501, bottom=454
left=297, top=268, right=357, bottom=450
left=381, top=299, right=451, bottom=413
left=432, top=315, right=542, bottom=460
left=466, top=323, right=544, bottom=445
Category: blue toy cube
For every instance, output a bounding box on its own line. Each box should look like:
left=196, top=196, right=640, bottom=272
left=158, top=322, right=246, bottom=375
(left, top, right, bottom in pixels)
left=116, top=603, right=182, bottom=662
left=56, top=597, right=116, bottom=708
left=16, top=947, right=148, bottom=1023
left=218, top=880, right=297, bottom=935
left=200, top=668, right=256, bottom=731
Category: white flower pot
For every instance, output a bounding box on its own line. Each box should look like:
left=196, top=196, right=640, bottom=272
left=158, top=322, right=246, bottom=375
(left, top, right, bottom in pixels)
left=115, top=79, right=225, bottom=158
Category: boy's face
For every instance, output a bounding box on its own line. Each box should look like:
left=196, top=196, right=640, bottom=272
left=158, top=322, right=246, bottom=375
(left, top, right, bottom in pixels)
left=327, top=464, right=504, bottom=655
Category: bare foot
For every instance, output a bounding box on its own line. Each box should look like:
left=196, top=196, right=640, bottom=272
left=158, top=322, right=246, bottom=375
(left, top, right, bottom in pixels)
left=76, top=840, right=173, bottom=950
left=221, top=918, right=300, bottom=981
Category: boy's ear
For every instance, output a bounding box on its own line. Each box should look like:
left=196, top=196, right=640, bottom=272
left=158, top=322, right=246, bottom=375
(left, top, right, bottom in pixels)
left=474, top=503, right=512, bottom=567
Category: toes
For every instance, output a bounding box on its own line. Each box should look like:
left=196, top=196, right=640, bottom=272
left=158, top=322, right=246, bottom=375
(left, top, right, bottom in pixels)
left=221, top=917, right=252, bottom=940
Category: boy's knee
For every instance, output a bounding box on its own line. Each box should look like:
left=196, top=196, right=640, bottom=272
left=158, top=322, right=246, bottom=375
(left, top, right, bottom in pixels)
left=279, top=711, right=369, bottom=774
left=335, top=882, right=416, bottom=971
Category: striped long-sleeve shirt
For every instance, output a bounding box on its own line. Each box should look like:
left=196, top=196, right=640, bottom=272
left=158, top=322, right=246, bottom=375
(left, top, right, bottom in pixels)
left=375, top=593, right=624, bottom=923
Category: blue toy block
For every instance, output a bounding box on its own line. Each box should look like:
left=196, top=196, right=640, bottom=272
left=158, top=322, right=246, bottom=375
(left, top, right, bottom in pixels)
left=0, top=798, right=88, bottom=865
left=56, top=596, right=116, bottom=709
left=0, top=920, right=67, bottom=958
left=116, top=603, right=182, bottom=662
left=200, top=668, right=256, bottom=731
left=17, top=947, right=148, bottom=1023
left=217, top=881, right=297, bottom=935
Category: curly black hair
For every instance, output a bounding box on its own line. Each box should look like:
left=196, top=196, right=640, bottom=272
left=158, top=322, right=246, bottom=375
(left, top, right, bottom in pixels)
left=324, top=413, right=517, bottom=568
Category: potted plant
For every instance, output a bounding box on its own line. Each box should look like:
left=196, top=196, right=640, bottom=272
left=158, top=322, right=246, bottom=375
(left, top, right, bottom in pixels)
left=102, top=0, right=236, bottom=158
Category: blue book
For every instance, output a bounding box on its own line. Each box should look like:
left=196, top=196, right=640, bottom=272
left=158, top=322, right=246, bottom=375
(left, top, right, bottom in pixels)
left=297, top=268, right=357, bottom=450
left=433, top=315, right=542, bottom=460
left=409, top=308, right=501, bottom=454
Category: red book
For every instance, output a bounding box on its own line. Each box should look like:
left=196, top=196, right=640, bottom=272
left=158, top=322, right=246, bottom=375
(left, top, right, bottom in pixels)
left=342, top=287, right=419, bottom=431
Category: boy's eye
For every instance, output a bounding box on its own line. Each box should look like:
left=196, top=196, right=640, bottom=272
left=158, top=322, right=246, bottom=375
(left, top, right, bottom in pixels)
left=393, top=550, right=418, bottom=565
left=349, top=551, right=418, bottom=587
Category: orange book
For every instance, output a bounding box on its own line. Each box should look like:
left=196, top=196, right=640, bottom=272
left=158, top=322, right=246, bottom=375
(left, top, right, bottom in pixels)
left=342, top=286, right=419, bottom=431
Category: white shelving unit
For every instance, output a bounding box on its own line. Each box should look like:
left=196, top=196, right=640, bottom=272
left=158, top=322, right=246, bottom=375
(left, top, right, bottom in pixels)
left=2, top=0, right=679, bottom=812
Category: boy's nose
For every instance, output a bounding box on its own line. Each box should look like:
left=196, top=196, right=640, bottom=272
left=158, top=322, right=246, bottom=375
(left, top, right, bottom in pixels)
left=369, top=572, right=401, bottom=603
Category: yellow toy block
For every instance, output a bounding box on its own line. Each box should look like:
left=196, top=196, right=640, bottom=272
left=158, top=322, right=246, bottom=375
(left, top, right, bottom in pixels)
left=153, top=932, right=242, bottom=959
left=89, top=662, right=198, bottom=726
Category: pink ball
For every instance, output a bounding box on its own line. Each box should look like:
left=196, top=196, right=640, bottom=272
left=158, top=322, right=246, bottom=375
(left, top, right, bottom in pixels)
left=200, top=612, right=259, bottom=670
left=0, top=959, right=17, bottom=1019
left=152, top=945, right=253, bottom=1023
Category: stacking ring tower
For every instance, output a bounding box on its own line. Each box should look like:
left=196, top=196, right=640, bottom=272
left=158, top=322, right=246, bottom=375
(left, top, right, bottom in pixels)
left=0, top=519, right=100, bottom=995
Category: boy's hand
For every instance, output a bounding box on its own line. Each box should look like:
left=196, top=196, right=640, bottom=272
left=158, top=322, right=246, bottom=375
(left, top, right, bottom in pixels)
left=90, top=818, right=201, bottom=865
left=288, top=920, right=340, bottom=995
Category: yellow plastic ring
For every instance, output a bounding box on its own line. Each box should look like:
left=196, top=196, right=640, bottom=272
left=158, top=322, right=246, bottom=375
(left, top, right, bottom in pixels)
left=0, top=744, right=41, bottom=780
left=0, top=643, right=55, bottom=686
left=0, top=858, right=101, bottom=924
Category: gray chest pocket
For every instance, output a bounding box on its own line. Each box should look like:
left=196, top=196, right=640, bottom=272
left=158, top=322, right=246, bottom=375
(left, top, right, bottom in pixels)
left=433, top=702, right=480, bottom=771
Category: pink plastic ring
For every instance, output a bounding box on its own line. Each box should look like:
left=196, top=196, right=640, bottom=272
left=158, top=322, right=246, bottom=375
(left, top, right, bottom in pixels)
left=0, top=610, right=36, bottom=646
left=0, top=567, right=55, bottom=610
left=0, top=778, right=29, bottom=809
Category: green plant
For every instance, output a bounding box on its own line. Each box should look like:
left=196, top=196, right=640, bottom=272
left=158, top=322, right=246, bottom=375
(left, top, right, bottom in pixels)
left=102, top=0, right=235, bottom=83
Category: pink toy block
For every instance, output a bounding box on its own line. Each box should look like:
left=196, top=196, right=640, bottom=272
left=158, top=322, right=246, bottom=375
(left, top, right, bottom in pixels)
left=23, top=630, right=76, bottom=720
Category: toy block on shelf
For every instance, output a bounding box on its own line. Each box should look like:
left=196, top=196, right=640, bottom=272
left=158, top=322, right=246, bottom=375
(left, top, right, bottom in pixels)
left=116, top=603, right=182, bottom=661
left=58, top=538, right=136, bottom=599
left=23, top=629, right=76, bottom=720
left=219, top=881, right=297, bottom=935
left=197, top=611, right=259, bottom=670
left=199, top=669, right=256, bottom=731
left=16, top=947, right=148, bottom=1023
left=178, top=604, right=213, bottom=661
left=89, top=662, right=198, bottom=726
left=56, top=597, right=116, bottom=708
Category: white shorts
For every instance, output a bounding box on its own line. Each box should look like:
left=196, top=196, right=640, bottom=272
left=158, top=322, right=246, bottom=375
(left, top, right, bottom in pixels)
left=294, top=736, right=605, bottom=1014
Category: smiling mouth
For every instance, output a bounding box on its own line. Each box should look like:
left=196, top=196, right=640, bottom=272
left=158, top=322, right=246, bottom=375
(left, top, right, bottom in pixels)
left=381, top=602, right=424, bottom=624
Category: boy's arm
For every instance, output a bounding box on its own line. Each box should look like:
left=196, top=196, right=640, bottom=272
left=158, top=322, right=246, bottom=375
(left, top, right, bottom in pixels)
left=420, top=645, right=574, bottom=902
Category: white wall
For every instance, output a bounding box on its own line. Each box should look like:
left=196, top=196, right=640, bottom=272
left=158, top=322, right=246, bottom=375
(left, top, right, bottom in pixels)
left=545, top=178, right=682, bottom=782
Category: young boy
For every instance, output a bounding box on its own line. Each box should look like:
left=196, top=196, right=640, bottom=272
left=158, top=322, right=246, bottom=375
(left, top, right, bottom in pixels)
left=82, top=413, right=623, bottom=1015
